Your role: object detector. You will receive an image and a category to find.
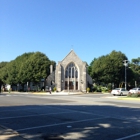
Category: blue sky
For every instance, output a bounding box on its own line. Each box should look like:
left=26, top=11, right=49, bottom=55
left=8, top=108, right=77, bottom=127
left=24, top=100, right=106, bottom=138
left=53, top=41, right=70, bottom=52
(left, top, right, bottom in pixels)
left=0, top=0, right=140, bottom=65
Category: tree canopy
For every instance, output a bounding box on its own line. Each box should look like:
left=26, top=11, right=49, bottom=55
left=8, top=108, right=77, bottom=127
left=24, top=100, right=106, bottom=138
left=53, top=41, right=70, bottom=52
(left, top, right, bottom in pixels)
left=88, top=50, right=136, bottom=88
left=0, top=50, right=139, bottom=89
left=0, top=52, right=55, bottom=86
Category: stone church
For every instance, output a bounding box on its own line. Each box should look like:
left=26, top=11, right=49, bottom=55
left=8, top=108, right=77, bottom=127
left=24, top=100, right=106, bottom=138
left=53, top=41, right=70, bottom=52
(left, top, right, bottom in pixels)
left=46, top=50, right=93, bottom=92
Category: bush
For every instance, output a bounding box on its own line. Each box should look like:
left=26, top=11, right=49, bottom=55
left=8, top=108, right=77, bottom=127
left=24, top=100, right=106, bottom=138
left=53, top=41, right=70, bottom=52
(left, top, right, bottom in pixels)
left=86, top=87, right=90, bottom=92
left=101, top=87, right=108, bottom=92
left=127, top=92, right=132, bottom=97
left=92, top=86, right=108, bottom=92
left=97, top=87, right=101, bottom=92
left=92, top=86, right=97, bottom=92
left=53, top=87, right=57, bottom=92
left=107, top=83, right=112, bottom=90
left=127, top=92, right=140, bottom=97
left=38, top=88, right=41, bottom=92
left=108, top=90, right=112, bottom=93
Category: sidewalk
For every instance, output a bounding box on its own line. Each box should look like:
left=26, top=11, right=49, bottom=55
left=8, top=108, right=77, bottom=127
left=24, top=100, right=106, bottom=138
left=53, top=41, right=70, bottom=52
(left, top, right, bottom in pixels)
left=1, top=91, right=85, bottom=95
left=32, top=91, right=84, bottom=95
left=0, top=125, right=25, bottom=140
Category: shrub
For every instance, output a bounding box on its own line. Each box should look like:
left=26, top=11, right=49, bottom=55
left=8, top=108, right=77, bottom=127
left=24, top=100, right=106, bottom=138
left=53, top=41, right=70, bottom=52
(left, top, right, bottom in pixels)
left=132, top=92, right=140, bottom=97
left=127, top=92, right=140, bottom=97
left=53, top=87, right=57, bottom=92
left=92, top=86, right=97, bottom=92
left=87, top=87, right=90, bottom=92
left=127, top=92, right=132, bottom=97
left=101, top=87, right=108, bottom=92
left=108, top=90, right=112, bottom=93
left=38, top=88, right=41, bottom=92
left=131, top=93, right=138, bottom=97
left=97, top=86, right=101, bottom=92
left=107, top=83, right=112, bottom=90
left=92, top=86, right=108, bottom=92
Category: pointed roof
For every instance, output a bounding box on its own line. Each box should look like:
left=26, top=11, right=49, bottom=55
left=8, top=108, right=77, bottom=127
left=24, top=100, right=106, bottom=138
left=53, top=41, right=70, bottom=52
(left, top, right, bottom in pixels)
left=61, top=50, right=83, bottom=63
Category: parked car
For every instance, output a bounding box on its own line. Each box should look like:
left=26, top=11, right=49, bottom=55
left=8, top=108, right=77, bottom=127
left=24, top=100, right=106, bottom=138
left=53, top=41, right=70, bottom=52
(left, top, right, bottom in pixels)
left=111, top=88, right=129, bottom=96
left=129, top=88, right=140, bottom=94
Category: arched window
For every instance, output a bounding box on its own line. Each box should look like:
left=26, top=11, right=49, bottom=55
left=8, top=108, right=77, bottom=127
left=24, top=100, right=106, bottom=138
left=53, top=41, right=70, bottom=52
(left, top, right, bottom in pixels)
left=69, top=67, right=71, bottom=78
left=75, top=70, right=78, bottom=78
left=65, top=70, right=68, bottom=78
left=65, top=62, right=78, bottom=78
left=72, top=67, right=74, bottom=78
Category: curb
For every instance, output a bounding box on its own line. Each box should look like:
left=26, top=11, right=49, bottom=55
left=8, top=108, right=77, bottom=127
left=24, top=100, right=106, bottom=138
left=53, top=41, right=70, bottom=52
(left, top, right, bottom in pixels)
left=1, top=91, right=85, bottom=96
left=0, top=125, right=26, bottom=140
left=117, top=97, right=140, bottom=101
left=31, top=92, right=84, bottom=95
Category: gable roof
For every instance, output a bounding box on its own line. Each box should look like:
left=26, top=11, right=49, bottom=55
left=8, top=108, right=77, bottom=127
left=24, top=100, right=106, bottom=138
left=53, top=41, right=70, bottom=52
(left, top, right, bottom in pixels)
left=61, top=50, right=83, bottom=63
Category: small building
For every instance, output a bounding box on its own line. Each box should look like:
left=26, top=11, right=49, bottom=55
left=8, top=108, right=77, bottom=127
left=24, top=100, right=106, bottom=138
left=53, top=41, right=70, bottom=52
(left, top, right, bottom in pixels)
left=46, top=50, right=92, bottom=92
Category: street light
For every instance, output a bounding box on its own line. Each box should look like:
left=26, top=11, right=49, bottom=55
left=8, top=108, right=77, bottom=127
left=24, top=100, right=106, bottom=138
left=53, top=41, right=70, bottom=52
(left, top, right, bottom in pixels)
left=123, top=60, right=129, bottom=90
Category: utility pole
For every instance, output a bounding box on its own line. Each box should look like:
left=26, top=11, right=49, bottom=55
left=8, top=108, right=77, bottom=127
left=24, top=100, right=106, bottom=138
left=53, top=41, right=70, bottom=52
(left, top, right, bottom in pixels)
left=123, top=60, right=129, bottom=90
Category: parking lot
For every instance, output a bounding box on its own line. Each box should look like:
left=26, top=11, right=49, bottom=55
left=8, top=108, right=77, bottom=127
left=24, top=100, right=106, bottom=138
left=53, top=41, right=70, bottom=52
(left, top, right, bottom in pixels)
left=0, top=93, right=140, bottom=140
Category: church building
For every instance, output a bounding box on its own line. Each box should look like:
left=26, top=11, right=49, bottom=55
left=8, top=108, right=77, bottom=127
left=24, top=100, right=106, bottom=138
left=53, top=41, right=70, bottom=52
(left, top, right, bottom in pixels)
left=46, top=50, right=93, bottom=92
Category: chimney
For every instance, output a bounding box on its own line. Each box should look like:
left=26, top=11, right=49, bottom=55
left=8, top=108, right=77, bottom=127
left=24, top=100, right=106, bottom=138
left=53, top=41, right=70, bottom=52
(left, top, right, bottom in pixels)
left=50, top=65, right=53, bottom=74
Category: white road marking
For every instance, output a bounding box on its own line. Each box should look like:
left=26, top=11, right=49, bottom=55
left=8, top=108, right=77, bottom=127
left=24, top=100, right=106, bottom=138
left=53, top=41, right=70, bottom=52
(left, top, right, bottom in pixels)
left=0, top=111, right=77, bottom=120
left=16, top=117, right=108, bottom=132
left=0, top=105, right=139, bottom=124
left=67, top=125, right=72, bottom=128
left=46, top=106, right=140, bottom=123
left=0, top=98, right=139, bottom=139
left=115, top=132, right=140, bottom=140
left=0, top=107, right=41, bottom=113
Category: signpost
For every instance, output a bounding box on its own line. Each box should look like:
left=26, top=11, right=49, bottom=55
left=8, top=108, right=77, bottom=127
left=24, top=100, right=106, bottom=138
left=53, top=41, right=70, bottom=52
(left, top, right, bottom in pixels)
left=27, top=82, right=28, bottom=92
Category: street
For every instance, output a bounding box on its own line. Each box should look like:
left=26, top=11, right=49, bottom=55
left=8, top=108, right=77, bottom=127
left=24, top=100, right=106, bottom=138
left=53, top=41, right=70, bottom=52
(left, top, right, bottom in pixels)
left=0, top=92, right=140, bottom=140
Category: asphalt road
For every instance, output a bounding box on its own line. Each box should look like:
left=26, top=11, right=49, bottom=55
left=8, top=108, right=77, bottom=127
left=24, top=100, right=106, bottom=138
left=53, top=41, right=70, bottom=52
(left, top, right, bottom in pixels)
left=0, top=92, right=140, bottom=140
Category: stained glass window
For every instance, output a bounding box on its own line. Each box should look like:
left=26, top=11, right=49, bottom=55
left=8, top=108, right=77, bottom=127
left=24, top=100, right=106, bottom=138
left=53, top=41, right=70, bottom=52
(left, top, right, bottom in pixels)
left=65, top=62, right=78, bottom=78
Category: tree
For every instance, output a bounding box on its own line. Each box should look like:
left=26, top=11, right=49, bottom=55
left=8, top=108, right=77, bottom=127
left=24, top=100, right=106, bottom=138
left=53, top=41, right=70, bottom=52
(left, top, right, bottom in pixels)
left=129, top=57, right=140, bottom=87
left=88, top=58, right=97, bottom=76
left=0, top=62, right=8, bottom=69
left=89, top=50, right=132, bottom=88
left=90, top=56, right=106, bottom=84
left=18, top=52, right=54, bottom=85
left=0, top=52, right=56, bottom=90
left=0, top=62, right=8, bottom=83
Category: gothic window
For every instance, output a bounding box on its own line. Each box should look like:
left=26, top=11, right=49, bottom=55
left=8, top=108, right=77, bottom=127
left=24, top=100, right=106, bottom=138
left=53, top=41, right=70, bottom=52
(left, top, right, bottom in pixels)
left=75, top=70, right=78, bottom=78
left=72, top=67, right=74, bottom=78
left=69, top=67, right=71, bottom=78
left=65, top=70, right=68, bottom=78
left=65, top=62, right=78, bottom=78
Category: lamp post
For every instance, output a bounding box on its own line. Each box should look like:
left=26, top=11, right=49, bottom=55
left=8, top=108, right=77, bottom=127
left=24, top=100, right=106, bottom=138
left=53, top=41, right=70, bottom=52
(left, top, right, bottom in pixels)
left=27, top=82, right=28, bottom=92
left=81, top=80, right=83, bottom=92
left=61, top=80, right=63, bottom=91
left=123, top=60, right=129, bottom=90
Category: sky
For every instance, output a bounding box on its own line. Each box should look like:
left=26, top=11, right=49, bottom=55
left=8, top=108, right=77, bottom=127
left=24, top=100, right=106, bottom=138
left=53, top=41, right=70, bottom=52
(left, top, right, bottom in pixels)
left=0, top=0, right=140, bottom=65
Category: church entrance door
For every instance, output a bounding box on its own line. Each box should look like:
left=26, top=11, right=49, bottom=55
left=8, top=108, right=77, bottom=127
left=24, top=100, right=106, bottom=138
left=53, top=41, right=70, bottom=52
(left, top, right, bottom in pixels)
left=76, top=81, right=78, bottom=90
left=69, top=81, right=73, bottom=90
left=65, top=81, right=78, bottom=90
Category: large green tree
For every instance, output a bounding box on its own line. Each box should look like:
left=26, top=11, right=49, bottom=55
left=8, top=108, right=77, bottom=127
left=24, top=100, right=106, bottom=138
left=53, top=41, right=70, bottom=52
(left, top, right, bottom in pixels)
left=18, top=52, right=53, bottom=84
left=0, top=52, right=55, bottom=87
left=89, top=50, right=133, bottom=88
left=0, top=62, right=9, bottom=84
left=0, top=53, right=34, bottom=85
left=0, top=62, right=8, bottom=92
left=129, top=57, right=140, bottom=87
left=0, top=62, right=8, bottom=69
